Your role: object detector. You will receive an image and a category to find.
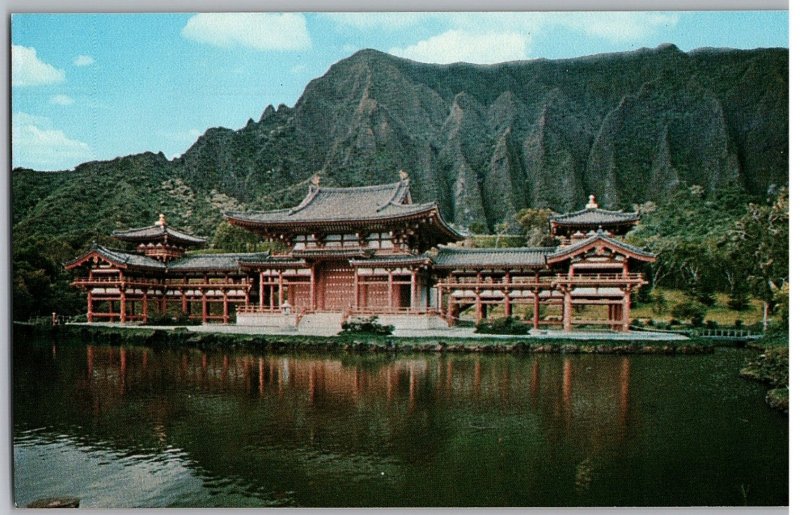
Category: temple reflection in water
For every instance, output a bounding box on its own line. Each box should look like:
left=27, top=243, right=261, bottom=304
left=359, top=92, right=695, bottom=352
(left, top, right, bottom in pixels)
left=76, top=344, right=633, bottom=452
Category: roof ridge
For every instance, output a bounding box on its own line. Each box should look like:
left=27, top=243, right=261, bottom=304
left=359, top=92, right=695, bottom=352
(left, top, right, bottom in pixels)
left=315, top=181, right=402, bottom=193
left=111, top=224, right=166, bottom=234
left=440, top=246, right=554, bottom=254
left=289, top=185, right=321, bottom=215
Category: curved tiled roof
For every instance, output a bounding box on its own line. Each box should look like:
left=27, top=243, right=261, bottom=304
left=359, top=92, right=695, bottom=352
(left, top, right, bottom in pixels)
left=349, top=254, right=432, bottom=267
left=225, top=177, right=462, bottom=249
left=433, top=247, right=554, bottom=269
left=167, top=252, right=272, bottom=272
left=549, top=207, right=639, bottom=227
left=546, top=231, right=655, bottom=262
left=65, top=244, right=166, bottom=271
left=112, top=223, right=206, bottom=246
left=291, top=248, right=374, bottom=259
left=226, top=179, right=421, bottom=224
left=237, top=254, right=306, bottom=267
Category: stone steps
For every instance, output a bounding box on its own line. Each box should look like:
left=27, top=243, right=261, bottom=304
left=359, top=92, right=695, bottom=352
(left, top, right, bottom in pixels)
left=296, top=312, right=344, bottom=336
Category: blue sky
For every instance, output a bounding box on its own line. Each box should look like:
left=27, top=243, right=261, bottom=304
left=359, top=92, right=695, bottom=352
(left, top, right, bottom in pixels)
left=11, top=11, right=788, bottom=171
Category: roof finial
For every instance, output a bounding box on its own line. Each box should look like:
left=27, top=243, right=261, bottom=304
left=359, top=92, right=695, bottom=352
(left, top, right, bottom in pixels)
left=586, top=194, right=598, bottom=209
left=310, top=173, right=320, bottom=186
left=399, top=170, right=409, bottom=181
left=156, top=213, right=166, bottom=226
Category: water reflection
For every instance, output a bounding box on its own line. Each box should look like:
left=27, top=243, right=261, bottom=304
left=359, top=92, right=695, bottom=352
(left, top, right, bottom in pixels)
left=77, top=344, right=633, bottom=438
left=14, top=338, right=788, bottom=507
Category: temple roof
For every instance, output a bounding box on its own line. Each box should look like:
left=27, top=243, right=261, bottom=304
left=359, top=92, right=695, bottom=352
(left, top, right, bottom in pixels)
left=432, top=247, right=554, bottom=269
left=225, top=175, right=462, bottom=249
left=238, top=255, right=307, bottom=268
left=549, top=208, right=639, bottom=227
left=168, top=252, right=272, bottom=272
left=349, top=254, right=432, bottom=267
left=225, top=178, right=426, bottom=224
left=112, top=214, right=206, bottom=246
left=290, top=248, right=375, bottom=259
left=548, top=204, right=639, bottom=227
left=546, top=231, right=655, bottom=263
left=65, top=244, right=167, bottom=271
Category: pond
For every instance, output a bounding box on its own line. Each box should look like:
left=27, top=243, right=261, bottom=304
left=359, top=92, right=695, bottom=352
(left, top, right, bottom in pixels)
left=13, top=335, right=788, bottom=507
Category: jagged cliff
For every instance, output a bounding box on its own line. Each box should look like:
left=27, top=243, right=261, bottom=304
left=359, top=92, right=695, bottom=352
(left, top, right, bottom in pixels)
left=13, top=44, right=788, bottom=240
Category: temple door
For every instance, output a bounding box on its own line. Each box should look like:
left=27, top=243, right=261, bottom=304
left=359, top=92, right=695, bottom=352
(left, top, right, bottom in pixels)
left=316, top=261, right=354, bottom=311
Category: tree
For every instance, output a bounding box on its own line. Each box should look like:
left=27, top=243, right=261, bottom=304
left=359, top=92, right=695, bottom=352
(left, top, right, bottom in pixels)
left=210, top=221, right=263, bottom=252
left=721, top=187, right=788, bottom=330
left=515, top=208, right=558, bottom=247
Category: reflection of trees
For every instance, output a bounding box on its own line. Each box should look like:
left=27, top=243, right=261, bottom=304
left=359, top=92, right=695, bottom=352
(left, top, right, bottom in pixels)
left=15, top=339, right=634, bottom=506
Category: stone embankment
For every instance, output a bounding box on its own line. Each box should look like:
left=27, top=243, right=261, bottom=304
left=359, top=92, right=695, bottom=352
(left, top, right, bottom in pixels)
left=15, top=322, right=714, bottom=355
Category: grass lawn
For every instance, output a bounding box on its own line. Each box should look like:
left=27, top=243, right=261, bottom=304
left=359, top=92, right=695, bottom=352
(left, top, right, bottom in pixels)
left=631, top=288, right=765, bottom=327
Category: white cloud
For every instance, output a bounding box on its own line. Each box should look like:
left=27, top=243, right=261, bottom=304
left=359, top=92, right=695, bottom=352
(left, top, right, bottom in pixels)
left=12, top=112, right=93, bottom=170
left=50, top=94, right=75, bottom=106
left=73, top=54, right=95, bottom=66
left=12, top=44, right=65, bottom=87
left=561, top=12, right=680, bottom=43
left=389, top=30, right=530, bottom=64
left=181, top=13, right=311, bottom=51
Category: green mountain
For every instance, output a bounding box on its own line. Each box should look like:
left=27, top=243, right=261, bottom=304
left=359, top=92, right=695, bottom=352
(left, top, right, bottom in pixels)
left=14, top=45, right=787, bottom=237
left=12, top=45, right=788, bottom=318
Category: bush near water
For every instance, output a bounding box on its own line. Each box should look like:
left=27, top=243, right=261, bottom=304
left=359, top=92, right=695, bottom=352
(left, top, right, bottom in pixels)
left=475, top=317, right=530, bottom=335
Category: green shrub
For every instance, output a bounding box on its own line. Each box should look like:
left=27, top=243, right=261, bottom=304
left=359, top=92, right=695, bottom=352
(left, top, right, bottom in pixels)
left=652, top=291, right=667, bottom=314
left=727, top=289, right=751, bottom=311
left=145, top=313, right=200, bottom=326
left=671, top=301, right=707, bottom=326
left=475, top=316, right=530, bottom=335
left=340, top=316, right=394, bottom=336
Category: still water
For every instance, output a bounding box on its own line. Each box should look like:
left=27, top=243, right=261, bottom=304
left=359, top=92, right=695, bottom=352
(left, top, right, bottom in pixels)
left=13, top=335, right=787, bottom=507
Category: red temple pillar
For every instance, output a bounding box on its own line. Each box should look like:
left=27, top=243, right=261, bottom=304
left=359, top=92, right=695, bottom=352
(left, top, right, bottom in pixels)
left=201, top=291, right=208, bottom=323
left=503, top=289, right=511, bottom=317
left=87, top=290, right=94, bottom=323
left=120, top=288, right=127, bottom=324
left=142, top=292, right=148, bottom=323
left=223, top=290, right=229, bottom=324
left=533, top=289, right=540, bottom=330
left=562, top=288, right=572, bottom=332
left=259, top=273, right=264, bottom=309
left=309, top=265, right=316, bottom=311
left=622, top=288, right=631, bottom=331
left=387, top=270, right=394, bottom=309
left=353, top=269, right=360, bottom=310
left=411, top=269, right=418, bottom=310
left=279, top=270, right=285, bottom=307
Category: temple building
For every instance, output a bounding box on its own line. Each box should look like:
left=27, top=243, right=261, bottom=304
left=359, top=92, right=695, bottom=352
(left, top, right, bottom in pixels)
left=66, top=173, right=654, bottom=332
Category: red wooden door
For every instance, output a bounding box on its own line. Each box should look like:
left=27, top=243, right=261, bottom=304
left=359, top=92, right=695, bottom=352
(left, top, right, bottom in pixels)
left=316, top=261, right=354, bottom=311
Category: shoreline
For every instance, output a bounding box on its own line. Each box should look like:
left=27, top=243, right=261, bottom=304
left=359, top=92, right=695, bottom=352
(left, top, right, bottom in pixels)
left=14, top=322, right=722, bottom=355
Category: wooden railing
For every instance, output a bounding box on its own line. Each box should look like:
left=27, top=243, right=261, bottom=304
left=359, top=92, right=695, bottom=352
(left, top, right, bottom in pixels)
left=436, top=273, right=645, bottom=290
left=73, top=277, right=250, bottom=289
left=348, top=306, right=439, bottom=316
left=72, top=279, right=164, bottom=289
left=551, top=273, right=645, bottom=283
left=236, top=306, right=284, bottom=314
